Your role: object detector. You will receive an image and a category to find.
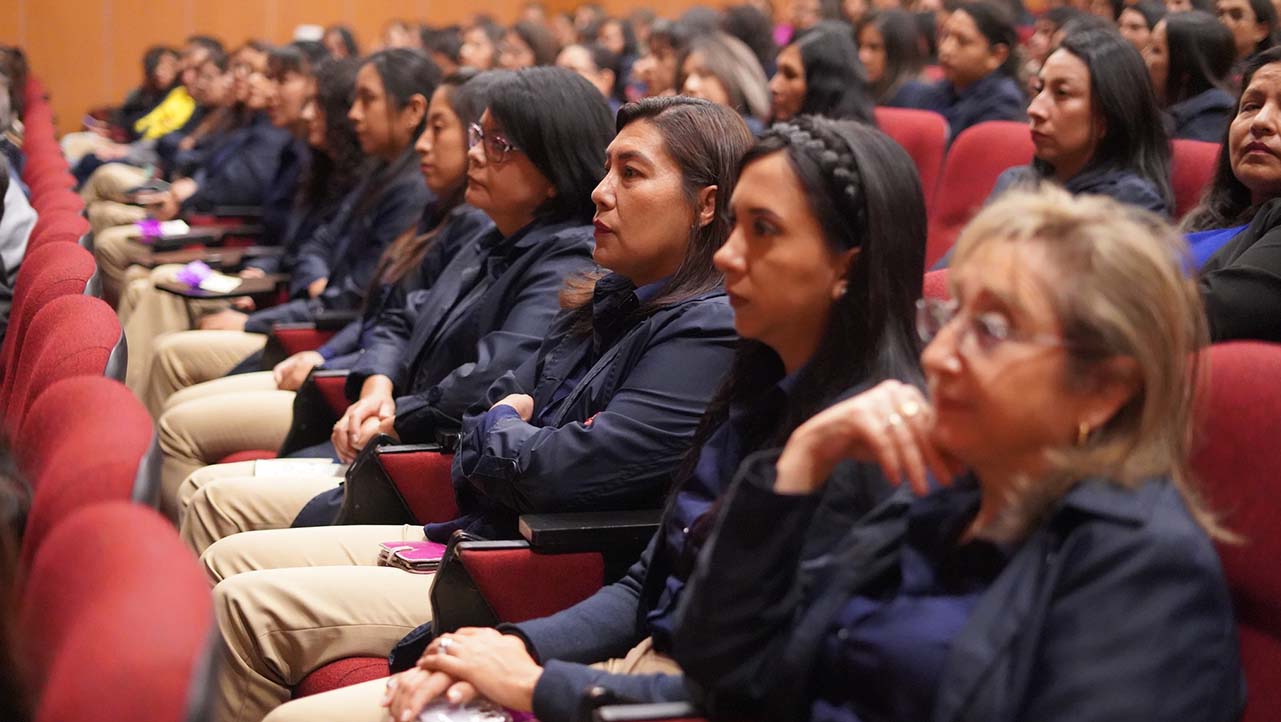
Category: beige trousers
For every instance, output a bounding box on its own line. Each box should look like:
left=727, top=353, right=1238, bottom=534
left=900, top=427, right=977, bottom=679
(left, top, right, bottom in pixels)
left=83, top=164, right=149, bottom=235
left=203, top=523, right=432, bottom=722
left=92, top=222, right=151, bottom=307
left=120, top=265, right=230, bottom=391
left=157, top=372, right=296, bottom=512
left=263, top=638, right=682, bottom=722
left=144, top=329, right=267, bottom=416
left=178, top=469, right=340, bottom=552
left=60, top=131, right=110, bottom=165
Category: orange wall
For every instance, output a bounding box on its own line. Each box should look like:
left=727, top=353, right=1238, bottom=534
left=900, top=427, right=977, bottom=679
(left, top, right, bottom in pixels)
left=0, top=0, right=718, bottom=135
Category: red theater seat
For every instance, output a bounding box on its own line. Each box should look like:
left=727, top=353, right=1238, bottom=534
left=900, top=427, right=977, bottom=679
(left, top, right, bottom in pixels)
left=874, top=107, right=947, bottom=210
left=0, top=243, right=97, bottom=383
left=1170, top=139, right=1220, bottom=220
left=922, top=269, right=950, bottom=301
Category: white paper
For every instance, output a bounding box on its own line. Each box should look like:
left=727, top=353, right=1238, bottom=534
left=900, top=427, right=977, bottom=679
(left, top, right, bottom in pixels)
left=252, top=459, right=345, bottom=478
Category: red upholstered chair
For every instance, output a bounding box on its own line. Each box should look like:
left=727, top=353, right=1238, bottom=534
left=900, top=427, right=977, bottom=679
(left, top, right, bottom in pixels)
left=0, top=243, right=97, bottom=383
left=922, top=269, right=950, bottom=301
left=1171, top=139, right=1220, bottom=220
left=926, top=121, right=1034, bottom=267
left=874, top=107, right=948, bottom=211
left=1, top=295, right=125, bottom=438
left=18, top=503, right=216, bottom=722
left=1190, top=341, right=1281, bottom=722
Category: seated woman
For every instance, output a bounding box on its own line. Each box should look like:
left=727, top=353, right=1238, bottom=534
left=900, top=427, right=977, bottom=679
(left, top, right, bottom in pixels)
left=678, top=31, right=771, bottom=133
left=1119, top=0, right=1167, bottom=50
left=137, top=49, right=438, bottom=415
left=60, top=45, right=180, bottom=164
left=556, top=43, right=624, bottom=114
left=1146, top=10, right=1237, bottom=141
left=1184, top=45, right=1281, bottom=339
left=1218, top=0, right=1275, bottom=72
left=857, top=10, right=934, bottom=108
left=923, top=1, right=1025, bottom=141
left=674, top=186, right=1245, bottom=722
left=768, top=24, right=876, bottom=124
left=175, top=67, right=611, bottom=547
left=195, top=96, right=748, bottom=722
left=153, top=71, right=499, bottom=516
left=369, top=116, right=928, bottom=722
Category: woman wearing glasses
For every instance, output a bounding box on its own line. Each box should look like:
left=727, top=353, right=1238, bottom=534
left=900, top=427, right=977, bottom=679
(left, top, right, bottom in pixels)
left=674, top=187, right=1244, bottom=722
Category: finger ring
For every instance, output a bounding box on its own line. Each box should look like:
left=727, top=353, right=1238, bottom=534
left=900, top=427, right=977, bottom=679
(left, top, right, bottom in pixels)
left=438, top=637, right=454, bottom=654
left=900, top=400, right=921, bottom=419
left=887, top=412, right=904, bottom=427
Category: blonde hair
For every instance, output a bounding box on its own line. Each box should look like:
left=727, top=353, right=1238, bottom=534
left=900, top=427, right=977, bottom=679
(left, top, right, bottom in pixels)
left=953, top=186, right=1232, bottom=542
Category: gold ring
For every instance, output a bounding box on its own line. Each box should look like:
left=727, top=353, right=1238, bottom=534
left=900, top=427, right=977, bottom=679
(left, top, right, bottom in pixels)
left=900, top=400, right=921, bottom=419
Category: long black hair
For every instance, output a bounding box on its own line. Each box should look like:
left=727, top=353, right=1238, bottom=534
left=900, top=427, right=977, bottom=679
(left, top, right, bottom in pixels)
left=1244, top=0, right=1278, bottom=58
left=788, top=23, right=876, bottom=124
left=299, top=58, right=362, bottom=216
left=858, top=10, right=927, bottom=104
left=954, top=1, right=1021, bottom=78
left=1038, top=27, right=1173, bottom=208
left=352, top=48, right=441, bottom=216
left=142, top=46, right=178, bottom=92
left=486, top=66, right=615, bottom=223
left=1184, top=45, right=1281, bottom=230
left=688, top=116, right=926, bottom=467
left=1164, top=10, right=1236, bottom=104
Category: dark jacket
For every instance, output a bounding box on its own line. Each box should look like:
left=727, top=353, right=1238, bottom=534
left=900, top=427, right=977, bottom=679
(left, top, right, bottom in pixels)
left=182, top=112, right=294, bottom=212
left=674, top=455, right=1245, bottom=722
left=992, top=164, right=1169, bottom=215
left=318, top=206, right=494, bottom=369
left=444, top=278, right=737, bottom=539
left=883, top=79, right=936, bottom=110
left=922, top=72, right=1026, bottom=143
left=243, top=158, right=431, bottom=334
left=1167, top=88, right=1234, bottom=143
left=1199, top=196, right=1281, bottom=341
left=346, top=219, right=596, bottom=440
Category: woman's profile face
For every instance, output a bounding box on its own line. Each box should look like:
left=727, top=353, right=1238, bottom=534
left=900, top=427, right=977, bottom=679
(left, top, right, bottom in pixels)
left=302, top=96, right=327, bottom=151
left=681, top=52, right=733, bottom=108
left=938, top=10, right=1004, bottom=89
left=268, top=70, right=312, bottom=130
left=499, top=30, right=536, bottom=70
left=349, top=63, right=394, bottom=157
left=770, top=45, right=807, bottom=121
left=1230, top=62, right=1281, bottom=203
left=460, top=27, right=497, bottom=69
left=858, top=25, right=888, bottom=85
left=1026, top=49, right=1099, bottom=179
left=1143, top=21, right=1170, bottom=103
left=154, top=52, right=179, bottom=89
left=1119, top=8, right=1155, bottom=50
left=416, top=86, right=469, bottom=196
left=591, top=119, right=700, bottom=287
left=920, top=241, right=1085, bottom=473
left=715, top=151, right=855, bottom=370
left=1217, top=0, right=1268, bottom=60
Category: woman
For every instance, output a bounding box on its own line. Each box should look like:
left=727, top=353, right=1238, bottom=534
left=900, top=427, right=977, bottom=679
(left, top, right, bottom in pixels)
left=924, top=1, right=1025, bottom=141
left=61, top=46, right=180, bottom=164
left=373, top=115, right=928, bottom=722
left=460, top=21, right=503, bottom=70
left=992, top=28, right=1173, bottom=216
left=1217, top=0, right=1276, bottom=66
left=1184, top=46, right=1281, bottom=339
left=498, top=21, right=560, bottom=69
left=675, top=186, right=1244, bottom=722
left=857, top=10, right=934, bottom=107
left=323, top=25, right=360, bottom=59
left=557, top=42, right=624, bottom=112
left=176, top=67, right=609, bottom=548
left=139, top=48, right=436, bottom=417
left=196, top=95, right=745, bottom=722
left=153, top=71, right=499, bottom=515
left=678, top=31, right=771, bottom=132
left=633, top=19, right=689, bottom=98
left=769, top=24, right=877, bottom=123
left=1120, top=0, right=1168, bottom=50
left=1146, top=10, right=1237, bottom=141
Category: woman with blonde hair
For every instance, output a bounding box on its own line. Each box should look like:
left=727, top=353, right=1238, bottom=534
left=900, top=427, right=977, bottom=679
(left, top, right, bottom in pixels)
left=677, top=31, right=771, bottom=132
left=675, top=186, right=1244, bottom=722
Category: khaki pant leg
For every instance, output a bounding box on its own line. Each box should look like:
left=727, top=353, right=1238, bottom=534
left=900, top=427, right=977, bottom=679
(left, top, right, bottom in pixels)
left=199, top=523, right=424, bottom=581
left=165, top=370, right=279, bottom=410
left=158, top=389, right=298, bottom=519
left=179, top=474, right=342, bottom=555
left=92, top=223, right=150, bottom=307
left=211, top=562, right=434, bottom=722
left=263, top=678, right=390, bottom=722
left=145, top=330, right=267, bottom=415
left=592, top=637, right=683, bottom=676
left=87, top=200, right=148, bottom=235
left=80, top=162, right=147, bottom=205
left=60, top=132, right=110, bottom=165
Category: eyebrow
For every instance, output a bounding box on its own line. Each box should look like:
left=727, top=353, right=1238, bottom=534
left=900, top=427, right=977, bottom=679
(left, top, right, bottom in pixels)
left=615, top=149, right=654, bottom=166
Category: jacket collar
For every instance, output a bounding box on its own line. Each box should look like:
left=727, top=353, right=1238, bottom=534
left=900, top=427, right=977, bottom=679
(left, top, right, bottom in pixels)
left=1168, top=87, right=1235, bottom=124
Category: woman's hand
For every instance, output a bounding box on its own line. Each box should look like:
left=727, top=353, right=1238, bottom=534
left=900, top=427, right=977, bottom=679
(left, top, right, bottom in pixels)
left=144, top=190, right=181, bottom=221
left=774, top=380, right=963, bottom=497
left=383, top=667, right=475, bottom=722
left=332, top=392, right=396, bottom=463
left=492, top=394, right=534, bottom=422
left=197, top=309, right=248, bottom=331
left=415, top=628, right=544, bottom=712
left=239, top=267, right=266, bottom=279
left=272, top=351, right=325, bottom=391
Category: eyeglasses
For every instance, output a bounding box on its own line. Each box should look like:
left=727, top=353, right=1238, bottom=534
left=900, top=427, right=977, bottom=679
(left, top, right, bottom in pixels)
left=468, top=122, right=521, bottom=164
left=915, top=298, right=1065, bottom=358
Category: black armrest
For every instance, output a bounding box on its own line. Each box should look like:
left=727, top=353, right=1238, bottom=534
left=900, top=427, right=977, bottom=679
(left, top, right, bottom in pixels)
left=312, top=369, right=351, bottom=379
left=240, top=245, right=282, bottom=258
left=377, top=442, right=447, bottom=455
left=518, top=509, right=662, bottom=555
left=455, top=539, right=531, bottom=552
left=594, top=703, right=702, bottom=721
left=313, top=309, right=361, bottom=330
left=209, top=205, right=264, bottom=218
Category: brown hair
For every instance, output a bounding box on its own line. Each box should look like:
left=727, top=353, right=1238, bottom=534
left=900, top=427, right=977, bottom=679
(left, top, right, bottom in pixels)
left=953, top=186, right=1231, bottom=542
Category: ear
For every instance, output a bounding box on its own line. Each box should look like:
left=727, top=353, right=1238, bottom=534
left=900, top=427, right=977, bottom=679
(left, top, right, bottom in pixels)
left=1077, top=355, right=1141, bottom=431
left=404, top=93, right=429, bottom=130
left=694, top=185, right=718, bottom=229
left=988, top=42, right=1011, bottom=72
left=830, top=246, right=861, bottom=300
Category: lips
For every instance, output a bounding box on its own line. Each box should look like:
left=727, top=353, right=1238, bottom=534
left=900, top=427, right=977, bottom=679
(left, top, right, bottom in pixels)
left=1244, top=140, right=1278, bottom=158
left=593, top=220, right=614, bottom=236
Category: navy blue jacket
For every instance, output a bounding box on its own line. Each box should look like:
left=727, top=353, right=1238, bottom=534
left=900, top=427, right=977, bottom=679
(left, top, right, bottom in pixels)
left=445, top=279, right=737, bottom=540
left=922, top=72, right=1026, bottom=142
left=991, top=164, right=1169, bottom=215
left=1167, top=88, right=1234, bottom=143
left=883, top=79, right=937, bottom=110
left=1200, top=196, right=1281, bottom=341
left=318, top=206, right=494, bottom=369
left=674, top=455, right=1245, bottom=722
left=182, top=112, right=295, bottom=213
left=346, top=219, right=596, bottom=440
left=243, top=158, right=430, bottom=334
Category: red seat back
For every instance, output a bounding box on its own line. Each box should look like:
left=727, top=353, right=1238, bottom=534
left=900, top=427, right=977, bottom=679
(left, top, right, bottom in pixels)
left=926, top=121, right=1034, bottom=267
left=922, top=269, right=950, bottom=301
left=1190, top=341, right=1281, bottom=722
left=381, top=450, right=462, bottom=524
left=1, top=243, right=96, bottom=383
left=19, top=503, right=214, bottom=722
left=2, top=295, right=122, bottom=437
left=874, top=107, right=948, bottom=211
left=458, top=546, right=605, bottom=623
left=1171, top=139, right=1221, bottom=220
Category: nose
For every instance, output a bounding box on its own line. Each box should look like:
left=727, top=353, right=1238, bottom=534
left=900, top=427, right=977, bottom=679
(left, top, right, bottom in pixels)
left=768, top=71, right=784, bottom=94
left=713, top=227, right=745, bottom=275
left=467, top=141, right=486, bottom=168
left=591, top=172, right=614, bottom=211
left=1252, top=100, right=1280, bottom=138
left=1026, top=89, right=1049, bottom=124
left=920, top=310, right=965, bottom=376
left=415, top=127, right=431, bottom=155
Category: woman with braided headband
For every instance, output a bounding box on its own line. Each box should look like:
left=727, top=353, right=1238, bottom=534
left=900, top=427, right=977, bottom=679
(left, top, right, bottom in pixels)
left=372, top=115, right=928, bottom=722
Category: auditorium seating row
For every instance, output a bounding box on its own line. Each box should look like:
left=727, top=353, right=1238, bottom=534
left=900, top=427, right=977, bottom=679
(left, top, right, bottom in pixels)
left=6, top=77, right=215, bottom=722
